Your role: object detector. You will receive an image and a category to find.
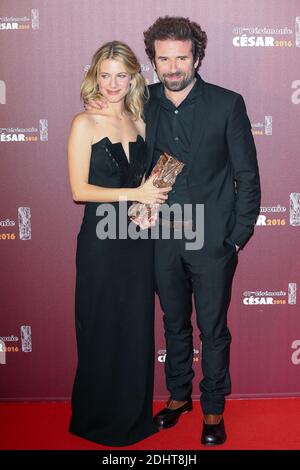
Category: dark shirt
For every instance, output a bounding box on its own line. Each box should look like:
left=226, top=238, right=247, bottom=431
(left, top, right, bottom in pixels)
left=152, top=76, right=201, bottom=218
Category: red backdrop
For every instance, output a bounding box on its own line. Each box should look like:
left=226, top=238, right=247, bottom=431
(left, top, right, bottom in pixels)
left=1, top=0, right=299, bottom=400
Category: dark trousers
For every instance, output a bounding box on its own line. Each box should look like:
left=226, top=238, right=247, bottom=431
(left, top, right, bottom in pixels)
left=154, top=235, right=238, bottom=415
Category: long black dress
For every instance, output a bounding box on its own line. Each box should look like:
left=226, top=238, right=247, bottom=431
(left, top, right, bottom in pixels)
left=69, top=135, right=157, bottom=446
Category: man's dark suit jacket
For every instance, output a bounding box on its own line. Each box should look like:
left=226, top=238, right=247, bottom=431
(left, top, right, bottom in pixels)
left=144, top=75, right=261, bottom=252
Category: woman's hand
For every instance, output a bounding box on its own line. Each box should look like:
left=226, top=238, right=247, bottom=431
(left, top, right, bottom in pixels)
left=135, top=175, right=172, bottom=204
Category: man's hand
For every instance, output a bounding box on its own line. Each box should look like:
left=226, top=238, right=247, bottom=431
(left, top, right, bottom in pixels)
left=84, top=96, right=108, bottom=113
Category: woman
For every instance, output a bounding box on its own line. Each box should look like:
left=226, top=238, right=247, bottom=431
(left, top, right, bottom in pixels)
left=68, top=41, right=171, bottom=446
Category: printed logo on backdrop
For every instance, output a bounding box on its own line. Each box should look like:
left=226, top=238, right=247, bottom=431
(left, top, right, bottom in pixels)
left=0, top=119, right=48, bottom=142
left=251, top=116, right=272, bottom=136
left=142, top=64, right=159, bottom=85
left=291, top=80, right=300, bottom=104
left=0, top=80, right=5, bottom=104
left=291, top=340, right=300, bottom=365
left=232, top=17, right=300, bottom=47
left=157, top=347, right=200, bottom=363
left=242, top=283, right=297, bottom=306
left=290, top=193, right=300, bottom=226
left=0, top=340, right=6, bottom=364
left=0, top=207, right=32, bottom=241
left=256, top=193, right=300, bottom=227
left=0, top=325, right=32, bottom=365
left=0, top=9, right=39, bottom=30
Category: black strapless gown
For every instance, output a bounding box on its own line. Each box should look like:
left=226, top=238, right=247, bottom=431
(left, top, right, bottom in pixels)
left=69, top=136, right=157, bottom=446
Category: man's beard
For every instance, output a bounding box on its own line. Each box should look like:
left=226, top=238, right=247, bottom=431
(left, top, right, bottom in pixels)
left=160, top=71, right=195, bottom=92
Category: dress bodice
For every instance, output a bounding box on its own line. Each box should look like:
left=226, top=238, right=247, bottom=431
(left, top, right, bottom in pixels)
left=88, top=135, right=146, bottom=189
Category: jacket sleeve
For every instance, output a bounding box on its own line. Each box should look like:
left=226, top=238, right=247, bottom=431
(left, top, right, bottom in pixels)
left=226, top=94, right=261, bottom=248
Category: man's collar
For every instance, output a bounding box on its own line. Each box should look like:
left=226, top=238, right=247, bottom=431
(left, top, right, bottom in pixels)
left=147, top=74, right=204, bottom=102
left=159, top=73, right=203, bottom=107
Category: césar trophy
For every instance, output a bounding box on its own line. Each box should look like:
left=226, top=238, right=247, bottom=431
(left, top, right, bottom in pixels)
left=128, top=152, right=185, bottom=229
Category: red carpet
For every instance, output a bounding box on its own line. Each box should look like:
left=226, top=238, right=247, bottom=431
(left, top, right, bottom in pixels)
left=1, top=398, right=300, bottom=450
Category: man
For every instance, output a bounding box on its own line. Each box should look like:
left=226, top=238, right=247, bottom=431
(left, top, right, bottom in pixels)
left=143, top=16, right=260, bottom=446
left=86, top=16, right=260, bottom=445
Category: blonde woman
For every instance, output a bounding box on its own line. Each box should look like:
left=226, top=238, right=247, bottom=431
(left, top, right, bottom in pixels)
left=68, top=41, right=171, bottom=446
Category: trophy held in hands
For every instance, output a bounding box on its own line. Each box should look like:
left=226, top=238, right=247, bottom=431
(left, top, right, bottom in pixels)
left=128, top=152, right=185, bottom=229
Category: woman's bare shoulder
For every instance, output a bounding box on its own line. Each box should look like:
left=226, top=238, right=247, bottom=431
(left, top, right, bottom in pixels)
left=70, top=112, right=102, bottom=135
left=134, top=117, right=146, bottom=138
left=68, top=113, right=98, bottom=145
left=71, top=111, right=98, bottom=126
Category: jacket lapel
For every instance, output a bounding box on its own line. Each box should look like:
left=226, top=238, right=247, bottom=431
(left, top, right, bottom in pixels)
left=187, top=78, right=207, bottom=174
left=145, top=97, right=161, bottom=175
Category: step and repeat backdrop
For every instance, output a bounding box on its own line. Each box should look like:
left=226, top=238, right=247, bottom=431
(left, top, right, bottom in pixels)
left=0, top=0, right=299, bottom=400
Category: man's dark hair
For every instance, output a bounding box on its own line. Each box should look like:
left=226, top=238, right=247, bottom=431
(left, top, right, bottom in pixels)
left=143, top=16, right=207, bottom=71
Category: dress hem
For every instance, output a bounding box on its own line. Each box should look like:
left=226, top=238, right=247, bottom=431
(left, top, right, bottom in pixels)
left=69, top=425, right=158, bottom=447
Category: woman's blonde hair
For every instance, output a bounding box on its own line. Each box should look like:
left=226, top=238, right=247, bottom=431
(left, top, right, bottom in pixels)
left=81, top=41, right=148, bottom=121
